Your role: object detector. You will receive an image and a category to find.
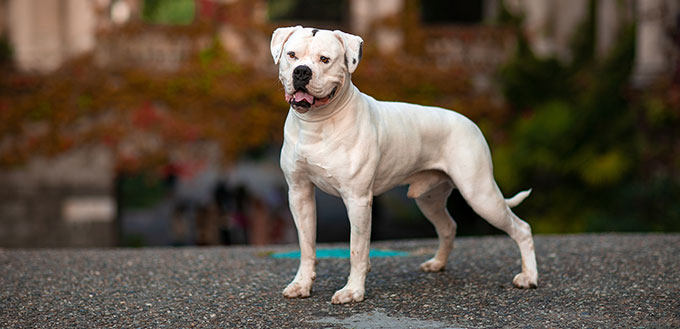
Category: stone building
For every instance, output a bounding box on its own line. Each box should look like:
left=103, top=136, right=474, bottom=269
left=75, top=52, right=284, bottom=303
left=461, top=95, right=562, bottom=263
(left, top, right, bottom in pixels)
left=2, top=0, right=677, bottom=79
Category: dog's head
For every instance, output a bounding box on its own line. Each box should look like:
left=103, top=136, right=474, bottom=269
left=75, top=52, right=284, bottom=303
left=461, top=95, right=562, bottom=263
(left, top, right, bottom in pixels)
left=271, top=26, right=363, bottom=114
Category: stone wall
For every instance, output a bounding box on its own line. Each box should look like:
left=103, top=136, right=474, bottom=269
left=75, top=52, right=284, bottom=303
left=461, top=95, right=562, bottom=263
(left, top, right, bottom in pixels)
left=0, top=147, right=116, bottom=247
left=5, top=0, right=96, bottom=72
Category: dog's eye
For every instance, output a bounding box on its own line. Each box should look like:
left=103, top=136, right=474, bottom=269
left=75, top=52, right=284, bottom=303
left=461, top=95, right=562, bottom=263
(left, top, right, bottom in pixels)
left=287, top=52, right=296, bottom=59
left=320, top=56, right=330, bottom=64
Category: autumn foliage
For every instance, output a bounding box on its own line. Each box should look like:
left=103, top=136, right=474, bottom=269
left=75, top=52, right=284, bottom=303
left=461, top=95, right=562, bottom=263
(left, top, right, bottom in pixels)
left=0, top=12, right=499, bottom=172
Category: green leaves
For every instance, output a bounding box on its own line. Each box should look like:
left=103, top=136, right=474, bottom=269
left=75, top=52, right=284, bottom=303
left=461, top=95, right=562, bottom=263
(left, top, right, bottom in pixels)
left=492, top=3, right=678, bottom=233
left=578, top=149, right=630, bottom=186
left=141, top=0, right=195, bottom=25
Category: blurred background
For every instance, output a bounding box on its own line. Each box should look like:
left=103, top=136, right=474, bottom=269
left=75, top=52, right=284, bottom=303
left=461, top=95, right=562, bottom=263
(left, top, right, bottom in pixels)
left=0, top=0, right=678, bottom=248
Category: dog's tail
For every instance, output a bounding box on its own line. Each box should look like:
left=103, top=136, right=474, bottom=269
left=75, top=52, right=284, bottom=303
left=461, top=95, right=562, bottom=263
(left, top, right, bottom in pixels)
left=505, top=189, right=532, bottom=208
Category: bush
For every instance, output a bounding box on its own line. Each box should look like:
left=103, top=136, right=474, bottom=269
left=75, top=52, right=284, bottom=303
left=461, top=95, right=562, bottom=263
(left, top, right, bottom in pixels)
left=495, top=2, right=679, bottom=233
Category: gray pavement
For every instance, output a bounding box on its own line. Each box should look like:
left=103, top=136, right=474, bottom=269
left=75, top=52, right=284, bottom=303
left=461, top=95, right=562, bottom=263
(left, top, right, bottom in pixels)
left=1, top=234, right=678, bottom=328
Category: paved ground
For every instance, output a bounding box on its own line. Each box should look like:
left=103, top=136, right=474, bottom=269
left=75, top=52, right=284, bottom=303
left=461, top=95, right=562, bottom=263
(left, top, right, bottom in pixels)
left=1, top=234, right=678, bottom=328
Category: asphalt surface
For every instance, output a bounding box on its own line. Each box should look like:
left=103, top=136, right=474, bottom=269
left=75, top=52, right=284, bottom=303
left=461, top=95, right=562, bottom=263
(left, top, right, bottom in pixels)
left=1, top=234, right=678, bottom=328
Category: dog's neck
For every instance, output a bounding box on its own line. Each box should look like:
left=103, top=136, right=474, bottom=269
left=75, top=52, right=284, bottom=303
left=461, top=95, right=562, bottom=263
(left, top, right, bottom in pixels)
left=291, top=77, right=359, bottom=123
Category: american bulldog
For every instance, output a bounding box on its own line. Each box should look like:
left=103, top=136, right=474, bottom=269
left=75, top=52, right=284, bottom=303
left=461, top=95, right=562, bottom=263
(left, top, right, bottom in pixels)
left=271, top=26, right=538, bottom=304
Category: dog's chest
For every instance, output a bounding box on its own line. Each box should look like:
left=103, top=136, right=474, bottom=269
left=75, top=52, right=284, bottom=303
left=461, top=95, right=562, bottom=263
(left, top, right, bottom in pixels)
left=282, top=107, right=378, bottom=197
left=292, top=141, right=347, bottom=196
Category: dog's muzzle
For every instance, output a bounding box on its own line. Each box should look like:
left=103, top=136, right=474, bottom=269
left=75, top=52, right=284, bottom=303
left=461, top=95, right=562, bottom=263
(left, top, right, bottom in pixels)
left=285, top=65, right=338, bottom=112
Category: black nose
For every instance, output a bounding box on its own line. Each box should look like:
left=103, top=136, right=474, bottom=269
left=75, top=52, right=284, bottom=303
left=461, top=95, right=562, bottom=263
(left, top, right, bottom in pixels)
left=293, top=65, right=312, bottom=90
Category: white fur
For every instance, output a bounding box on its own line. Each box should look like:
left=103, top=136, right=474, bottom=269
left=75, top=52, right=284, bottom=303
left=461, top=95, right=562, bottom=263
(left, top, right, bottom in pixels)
left=271, top=27, right=538, bottom=304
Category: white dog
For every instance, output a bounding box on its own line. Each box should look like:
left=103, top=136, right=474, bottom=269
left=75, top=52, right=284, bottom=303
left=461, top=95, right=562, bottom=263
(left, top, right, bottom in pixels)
left=271, top=26, right=538, bottom=304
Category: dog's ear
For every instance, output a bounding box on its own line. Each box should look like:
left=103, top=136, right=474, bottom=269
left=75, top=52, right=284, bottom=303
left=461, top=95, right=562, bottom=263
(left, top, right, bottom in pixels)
left=271, top=26, right=302, bottom=65
left=333, top=30, right=364, bottom=74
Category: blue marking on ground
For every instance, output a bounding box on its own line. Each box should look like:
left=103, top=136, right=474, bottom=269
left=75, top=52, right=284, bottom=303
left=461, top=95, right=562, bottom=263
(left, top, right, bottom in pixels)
left=271, top=248, right=409, bottom=259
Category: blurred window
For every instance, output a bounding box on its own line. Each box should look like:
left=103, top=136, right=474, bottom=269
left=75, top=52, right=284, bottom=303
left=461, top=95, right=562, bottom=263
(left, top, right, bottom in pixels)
left=142, top=0, right=196, bottom=25
left=420, top=0, right=485, bottom=25
left=267, top=0, right=347, bottom=26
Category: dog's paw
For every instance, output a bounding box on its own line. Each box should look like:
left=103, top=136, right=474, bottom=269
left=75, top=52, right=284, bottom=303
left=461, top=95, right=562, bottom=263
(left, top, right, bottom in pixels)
left=331, top=287, right=364, bottom=304
left=283, top=281, right=312, bottom=298
left=419, top=258, right=446, bottom=272
left=512, top=272, right=538, bottom=289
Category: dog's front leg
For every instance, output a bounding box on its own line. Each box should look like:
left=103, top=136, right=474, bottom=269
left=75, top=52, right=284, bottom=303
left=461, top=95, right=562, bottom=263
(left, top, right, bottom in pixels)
left=332, top=195, right=372, bottom=304
left=283, top=183, right=317, bottom=298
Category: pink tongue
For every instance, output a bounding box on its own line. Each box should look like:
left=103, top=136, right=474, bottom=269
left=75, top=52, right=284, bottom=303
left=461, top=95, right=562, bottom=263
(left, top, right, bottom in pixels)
left=293, top=90, right=314, bottom=104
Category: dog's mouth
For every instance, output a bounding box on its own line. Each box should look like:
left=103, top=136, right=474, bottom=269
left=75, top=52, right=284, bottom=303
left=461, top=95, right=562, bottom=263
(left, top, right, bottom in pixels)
left=285, top=87, right=337, bottom=113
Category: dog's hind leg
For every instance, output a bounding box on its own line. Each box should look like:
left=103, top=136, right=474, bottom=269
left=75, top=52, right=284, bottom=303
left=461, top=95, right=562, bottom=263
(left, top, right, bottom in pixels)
left=413, top=181, right=457, bottom=272
left=456, top=175, right=538, bottom=288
